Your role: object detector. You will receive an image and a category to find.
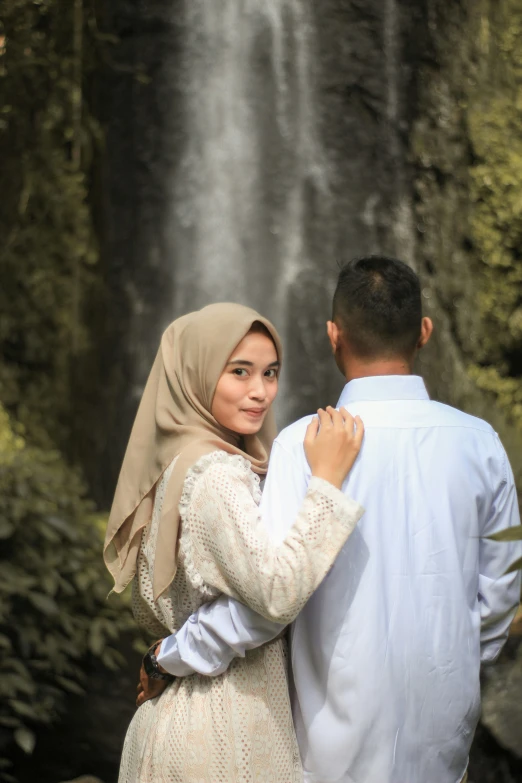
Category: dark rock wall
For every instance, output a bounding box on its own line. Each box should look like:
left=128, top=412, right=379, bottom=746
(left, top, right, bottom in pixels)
left=92, top=0, right=435, bottom=495
left=84, top=1, right=185, bottom=503
left=284, top=0, right=427, bottom=417
left=91, top=3, right=522, bottom=489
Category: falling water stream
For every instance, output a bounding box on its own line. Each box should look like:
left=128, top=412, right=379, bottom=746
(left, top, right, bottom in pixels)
left=166, top=0, right=326, bottom=420
left=171, top=0, right=325, bottom=307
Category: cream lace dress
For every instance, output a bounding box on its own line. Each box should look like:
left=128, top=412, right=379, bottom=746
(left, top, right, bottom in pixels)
left=118, top=450, right=363, bottom=783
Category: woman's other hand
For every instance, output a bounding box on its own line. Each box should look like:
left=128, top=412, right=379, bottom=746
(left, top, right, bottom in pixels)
left=304, top=407, right=364, bottom=490
left=136, top=642, right=170, bottom=707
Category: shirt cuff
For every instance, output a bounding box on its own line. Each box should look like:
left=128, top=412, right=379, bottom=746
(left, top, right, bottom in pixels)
left=157, top=635, right=195, bottom=677
left=308, top=476, right=365, bottom=533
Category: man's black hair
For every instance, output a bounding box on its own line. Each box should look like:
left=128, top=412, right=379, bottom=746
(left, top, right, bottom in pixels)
left=332, top=256, right=422, bottom=359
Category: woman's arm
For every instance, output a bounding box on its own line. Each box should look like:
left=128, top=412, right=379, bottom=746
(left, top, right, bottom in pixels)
left=157, top=437, right=305, bottom=677
left=182, top=459, right=363, bottom=624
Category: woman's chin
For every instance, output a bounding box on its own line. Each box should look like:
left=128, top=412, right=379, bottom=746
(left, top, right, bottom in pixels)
left=233, top=416, right=265, bottom=437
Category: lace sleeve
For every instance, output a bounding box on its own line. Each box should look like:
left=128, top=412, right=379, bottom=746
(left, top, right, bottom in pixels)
left=179, top=453, right=364, bottom=624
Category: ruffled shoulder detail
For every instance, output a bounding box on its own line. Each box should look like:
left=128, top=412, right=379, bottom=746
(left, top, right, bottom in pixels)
left=178, top=450, right=262, bottom=597
left=180, top=450, right=262, bottom=510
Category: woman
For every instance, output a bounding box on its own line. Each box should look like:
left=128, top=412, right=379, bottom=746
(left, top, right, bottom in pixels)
left=104, top=303, right=364, bottom=783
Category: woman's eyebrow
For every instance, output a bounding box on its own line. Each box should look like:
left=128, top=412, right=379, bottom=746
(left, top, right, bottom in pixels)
left=226, top=359, right=281, bottom=367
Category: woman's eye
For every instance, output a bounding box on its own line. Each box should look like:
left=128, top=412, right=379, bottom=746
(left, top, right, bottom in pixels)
left=265, top=369, right=278, bottom=379
left=233, top=368, right=248, bottom=377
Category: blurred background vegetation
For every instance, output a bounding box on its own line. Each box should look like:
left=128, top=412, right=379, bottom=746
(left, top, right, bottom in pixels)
left=0, top=1, right=521, bottom=782
left=0, top=2, right=142, bottom=781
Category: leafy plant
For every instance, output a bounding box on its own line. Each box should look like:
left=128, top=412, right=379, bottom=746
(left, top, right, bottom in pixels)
left=0, top=5, right=145, bottom=780
left=0, top=405, right=137, bottom=780
left=0, top=0, right=99, bottom=447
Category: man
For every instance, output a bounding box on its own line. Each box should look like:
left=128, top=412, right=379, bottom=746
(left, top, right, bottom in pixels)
left=150, top=257, right=521, bottom=782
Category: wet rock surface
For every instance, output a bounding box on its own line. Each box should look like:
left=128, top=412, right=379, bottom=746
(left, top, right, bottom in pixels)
left=481, top=639, right=522, bottom=761
left=91, top=0, right=429, bottom=492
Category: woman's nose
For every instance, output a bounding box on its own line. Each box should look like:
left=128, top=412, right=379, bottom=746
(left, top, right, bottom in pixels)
left=249, top=377, right=267, bottom=400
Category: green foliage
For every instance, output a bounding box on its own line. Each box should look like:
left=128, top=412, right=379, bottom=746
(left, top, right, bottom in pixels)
left=507, top=558, right=522, bottom=574
left=0, top=405, right=135, bottom=777
left=466, top=2, right=522, bottom=427
left=468, top=101, right=522, bottom=362
left=411, top=2, right=522, bottom=466
left=488, top=525, right=522, bottom=542
left=0, top=0, right=99, bottom=445
left=0, top=4, right=140, bottom=779
left=469, top=364, right=522, bottom=428
left=487, top=524, right=522, bottom=574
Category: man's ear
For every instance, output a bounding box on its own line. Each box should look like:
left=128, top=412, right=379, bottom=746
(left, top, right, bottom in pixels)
left=418, top=317, right=433, bottom=350
left=327, top=320, right=340, bottom=353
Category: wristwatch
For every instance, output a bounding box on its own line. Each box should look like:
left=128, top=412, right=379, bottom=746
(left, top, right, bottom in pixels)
left=143, top=641, right=174, bottom=681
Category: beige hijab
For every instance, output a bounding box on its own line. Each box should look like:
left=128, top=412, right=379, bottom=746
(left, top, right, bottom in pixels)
left=104, top=303, right=282, bottom=600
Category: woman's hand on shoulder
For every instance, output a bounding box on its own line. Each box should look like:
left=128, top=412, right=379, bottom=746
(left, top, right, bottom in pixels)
left=304, top=406, right=364, bottom=490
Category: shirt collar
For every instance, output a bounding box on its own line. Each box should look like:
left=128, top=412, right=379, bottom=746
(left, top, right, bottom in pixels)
left=337, top=375, right=429, bottom=406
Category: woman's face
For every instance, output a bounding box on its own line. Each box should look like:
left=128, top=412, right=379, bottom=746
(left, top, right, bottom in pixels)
left=212, top=330, right=280, bottom=435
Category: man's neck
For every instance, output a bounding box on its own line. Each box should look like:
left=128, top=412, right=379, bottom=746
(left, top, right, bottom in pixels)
left=343, top=357, right=413, bottom=384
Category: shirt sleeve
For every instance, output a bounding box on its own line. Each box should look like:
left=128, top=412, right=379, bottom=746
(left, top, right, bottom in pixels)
left=158, top=440, right=318, bottom=676
left=479, top=436, right=522, bottom=664
left=158, top=594, right=285, bottom=676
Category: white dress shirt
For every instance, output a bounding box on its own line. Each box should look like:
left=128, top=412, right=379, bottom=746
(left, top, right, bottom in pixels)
left=158, top=375, right=521, bottom=783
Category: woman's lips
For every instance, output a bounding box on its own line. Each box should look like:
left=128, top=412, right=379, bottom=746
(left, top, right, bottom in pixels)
left=243, top=408, right=266, bottom=418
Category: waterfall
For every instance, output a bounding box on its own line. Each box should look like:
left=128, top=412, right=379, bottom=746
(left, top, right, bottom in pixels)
left=384, top=0, right=416, bottom=268
left=167, top=0, right=326, bottom=420
left=108, top=0, right=424, bottom=433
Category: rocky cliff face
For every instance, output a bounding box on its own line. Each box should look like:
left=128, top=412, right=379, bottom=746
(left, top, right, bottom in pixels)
left=92, top=0, right=521, bottom=491
left=89, top=0, right=425, bottom=498
left=411, top=0, right=522, bottom=491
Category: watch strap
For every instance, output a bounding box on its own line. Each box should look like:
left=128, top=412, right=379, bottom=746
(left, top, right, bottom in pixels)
left=143, top=641, right=174, bottom=681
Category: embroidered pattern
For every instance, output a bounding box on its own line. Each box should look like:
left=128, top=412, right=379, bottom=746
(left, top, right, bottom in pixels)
left=120, top=450, right=362, bottom=782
